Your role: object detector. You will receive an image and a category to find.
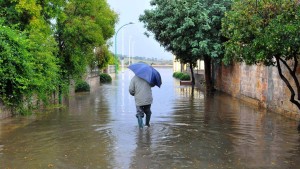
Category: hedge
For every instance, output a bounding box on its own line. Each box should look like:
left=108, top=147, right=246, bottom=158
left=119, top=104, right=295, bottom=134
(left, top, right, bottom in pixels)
left=173, top=72, right=191, bottom=81
left=75, top=80, right=90, bottom=92
left=100, top=73, right=112, bottom=83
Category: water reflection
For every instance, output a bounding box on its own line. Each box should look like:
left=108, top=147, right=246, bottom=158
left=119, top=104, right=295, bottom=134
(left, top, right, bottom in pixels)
left=0, top=67, right=300, bottom=168
left=129, top=129, right=153, bottom=169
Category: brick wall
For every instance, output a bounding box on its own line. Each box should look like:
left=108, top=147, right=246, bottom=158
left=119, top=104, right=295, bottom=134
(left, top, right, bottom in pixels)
left=214, top=62, right=300, bottom=120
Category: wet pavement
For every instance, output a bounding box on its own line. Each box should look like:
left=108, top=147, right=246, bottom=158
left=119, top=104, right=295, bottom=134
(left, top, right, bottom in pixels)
left=0, top=67, right=300, bottom=169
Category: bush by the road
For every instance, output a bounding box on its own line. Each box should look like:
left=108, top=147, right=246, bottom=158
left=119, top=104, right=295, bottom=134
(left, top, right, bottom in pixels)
left=75, top=80, right=90, bottom=92
left=180, top=74, right=191, bottom=81
left=173, top=72, right=191, bottom=81
left=100, top=73, right=112, bottom=83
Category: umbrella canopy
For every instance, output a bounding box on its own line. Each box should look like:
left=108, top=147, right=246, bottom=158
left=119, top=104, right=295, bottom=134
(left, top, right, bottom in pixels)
left=128, top=62, right=162, bottom=88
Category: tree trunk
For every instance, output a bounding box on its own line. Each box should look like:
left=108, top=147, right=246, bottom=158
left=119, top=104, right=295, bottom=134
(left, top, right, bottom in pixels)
left=189, top=63, right=195, bottom=88
left=58, top=85, right=62, bottom=104
left=204, top=56, right=213, bottom=92
left=275, top=56, right=300, bottom=131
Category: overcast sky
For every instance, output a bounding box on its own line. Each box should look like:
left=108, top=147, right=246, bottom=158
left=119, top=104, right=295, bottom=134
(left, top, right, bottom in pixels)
left=106, top=0, right=173, bottom=60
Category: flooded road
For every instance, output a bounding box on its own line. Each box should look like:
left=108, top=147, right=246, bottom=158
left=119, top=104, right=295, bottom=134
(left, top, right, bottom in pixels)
left=1, top=67, right=300, bottom=169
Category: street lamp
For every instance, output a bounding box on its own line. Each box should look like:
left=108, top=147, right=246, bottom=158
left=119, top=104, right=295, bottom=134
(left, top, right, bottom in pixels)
left=114, top=22, right=134, bottom=73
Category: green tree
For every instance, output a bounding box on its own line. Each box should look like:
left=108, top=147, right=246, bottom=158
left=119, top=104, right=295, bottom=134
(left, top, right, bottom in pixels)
left=55, top=0, right=117, bottom=88
left=94, top=45, right=115, bottom=70
left=139, top=0, right=230, bottom=91
left=35, top=0, right=66, bottom=23
left=0, top=22, right=32, bottom=110
left=0, top=0, right=117, bottom=111
left=222, top=0, right=300, bottom=129
left=0, top=0, right=60, bottom=112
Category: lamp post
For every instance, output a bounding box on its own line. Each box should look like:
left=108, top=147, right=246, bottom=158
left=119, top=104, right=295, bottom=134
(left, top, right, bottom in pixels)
left=114, top=22, right=134, bottom=73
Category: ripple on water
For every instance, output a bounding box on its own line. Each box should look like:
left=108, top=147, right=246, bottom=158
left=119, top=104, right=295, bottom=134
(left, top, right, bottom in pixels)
left=0, top=144, right=3, bottom=155
left=1, top=69, right=300, bottom=169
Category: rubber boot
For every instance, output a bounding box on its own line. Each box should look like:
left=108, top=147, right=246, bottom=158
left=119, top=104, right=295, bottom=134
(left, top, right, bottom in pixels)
left=137, top=114, right=144, bottom=129
left=145, top=114, right=151, bottom=127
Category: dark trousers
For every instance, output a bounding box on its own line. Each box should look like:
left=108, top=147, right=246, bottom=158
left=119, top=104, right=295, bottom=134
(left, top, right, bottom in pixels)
left=136, top=105, right=152, bottom=126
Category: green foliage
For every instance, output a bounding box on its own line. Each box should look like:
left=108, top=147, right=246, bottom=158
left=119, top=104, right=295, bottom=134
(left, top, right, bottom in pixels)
left=173, top=72, right=184, bottom=78
left=0, top=0, right=60, bottom=113
left=56, top=0, right=118, bottom=80
left=140, top=0, right=230, bottom=90
left=0, top=22, right=31, bottom=108
left=36, top=0, right=67, bottom=22
left=26, top=15, right=60, bottom=103
left=107, top=50, right=116, bottom=65
left=75, top=80, right=90, bottom=92
left=222, top=0, right=300, bottom=66
left=180, top=74, right=191, bottom=81
left=173, top=72, right=190, bottom=80
left=0, top=21, right=58, bottom=112
left=140, top=0, right=231, bottom=65
left=94, top=45, right=115, bottom=70
left=99, top=73, right=112, bottom=83
left=222, top=0, right=300, bottom=112
left=0, top=0, right=118, bottom=113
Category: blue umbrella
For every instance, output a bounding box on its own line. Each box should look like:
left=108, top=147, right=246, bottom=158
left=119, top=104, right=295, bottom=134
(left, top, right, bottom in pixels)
left=128, top=62, right=162, bottom=87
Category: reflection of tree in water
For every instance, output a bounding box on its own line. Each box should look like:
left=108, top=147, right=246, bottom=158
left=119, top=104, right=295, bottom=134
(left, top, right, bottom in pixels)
left=0, top=87, right=114, bottom=168
left=51, top=85, right=114, bottom=168
left=170, top=87, right=240, bottom=168
left=202, top=92, right=300, bottom=168
left=175, top=86, right=204, bottom=99
left=169, top=86, right=300, bottom=168
left=2, top=68, right=300, bottom=168
left=285, top=137, right=300, bottom=167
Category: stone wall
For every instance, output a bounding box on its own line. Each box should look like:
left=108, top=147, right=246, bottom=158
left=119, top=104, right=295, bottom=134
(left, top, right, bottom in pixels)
left=0, top=73, right=101, bottom=119
left=87, top=75, right=100, bottom=92
left=194, top=71, right=205, bottom=90
left=214, top=62, right=300, bottom=120
left=0, top=101, right=11, bottom=119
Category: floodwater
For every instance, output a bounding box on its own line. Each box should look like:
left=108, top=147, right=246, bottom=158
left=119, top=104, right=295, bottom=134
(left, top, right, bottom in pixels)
left=1, top=67, right=300, bottom=169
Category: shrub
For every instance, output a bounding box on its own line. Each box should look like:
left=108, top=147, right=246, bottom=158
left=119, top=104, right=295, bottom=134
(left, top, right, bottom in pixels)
left=173, top=72, right=184, bottom=79
left=173, top=72, right=190, bottom=80
left=172, top=72, right=179, bottom=77
left=177, top=73, right=185, bottom=79
left=75, top=80, right=90, bottom=92
left=100, top=73, right=112, bottom=83
left=180, top=74, right=191, bottom=81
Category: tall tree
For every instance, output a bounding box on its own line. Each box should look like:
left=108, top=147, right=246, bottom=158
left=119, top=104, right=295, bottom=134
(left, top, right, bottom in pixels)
left=94, top=45, right=115, bottom=70
left=139, top=0, right=231, bottom=91
left=54, top=0, right=117, bottom=103
left=0, top=22, right=33, bottom=110
left=56, top=0, right=117, bottom=81
left=0, top=0, right=60, bottom=112
left=0, top=0, right=118, bottom=111
left=222, top=0, right=300, bottom=130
